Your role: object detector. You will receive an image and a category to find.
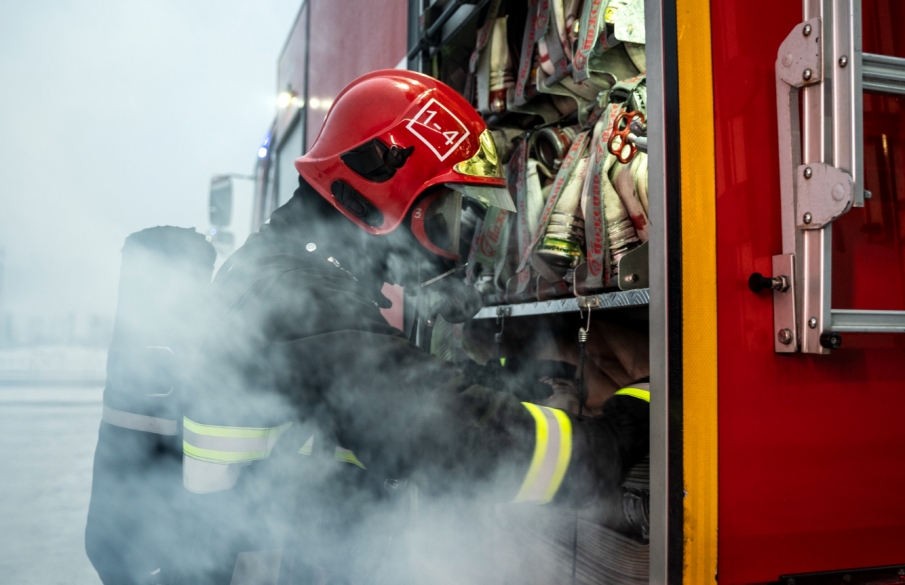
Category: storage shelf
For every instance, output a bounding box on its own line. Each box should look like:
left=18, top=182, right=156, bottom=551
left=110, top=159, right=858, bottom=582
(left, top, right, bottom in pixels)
left=472, top=288, right=650, bottom=319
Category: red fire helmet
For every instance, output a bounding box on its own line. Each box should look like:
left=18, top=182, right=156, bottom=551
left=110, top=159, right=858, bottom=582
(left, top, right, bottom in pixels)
left=294, top=70, right=514, bottom=254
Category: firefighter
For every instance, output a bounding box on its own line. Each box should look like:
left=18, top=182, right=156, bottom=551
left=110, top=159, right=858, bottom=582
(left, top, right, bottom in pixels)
left=179, top=70, right=649, bottom=584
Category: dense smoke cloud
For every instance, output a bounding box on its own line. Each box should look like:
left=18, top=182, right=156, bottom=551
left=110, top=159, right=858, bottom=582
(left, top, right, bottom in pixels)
left=85, top=191, right=649, bottom=584
left=0, top=1, right=301, bottom=582
left=0, top=3, right=650, bottom=584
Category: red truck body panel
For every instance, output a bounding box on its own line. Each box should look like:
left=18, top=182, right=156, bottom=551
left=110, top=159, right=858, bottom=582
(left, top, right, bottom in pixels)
left=305, top=0, right=409, bottom=151
left=713, top=1, right=905, bottom=582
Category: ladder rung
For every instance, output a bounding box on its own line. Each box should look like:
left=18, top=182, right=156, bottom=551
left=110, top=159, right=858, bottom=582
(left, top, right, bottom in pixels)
left=830, top=309, right=905, bottom=333
left=862, top=52, right=905, bottom=96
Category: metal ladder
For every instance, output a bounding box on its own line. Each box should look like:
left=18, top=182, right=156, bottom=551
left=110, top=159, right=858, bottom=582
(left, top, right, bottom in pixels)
left=772, top=0, right=905, bottom=353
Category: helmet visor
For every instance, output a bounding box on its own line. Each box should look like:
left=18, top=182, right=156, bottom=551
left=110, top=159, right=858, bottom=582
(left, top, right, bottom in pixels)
left=411, top=188, right=463, bottom=261
left=444, top=183, right=516, bottom=212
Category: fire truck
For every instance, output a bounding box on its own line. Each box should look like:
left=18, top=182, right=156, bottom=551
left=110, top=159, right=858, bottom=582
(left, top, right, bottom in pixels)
left=209, top=0, right=905, bottom=583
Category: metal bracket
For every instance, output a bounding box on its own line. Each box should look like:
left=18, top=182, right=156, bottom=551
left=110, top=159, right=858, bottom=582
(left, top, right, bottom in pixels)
left=577, top=295, right=601, bottom=311
left=772, top=254, right=798, bottom=353
left=775, top=18, right=824, bottom=256
left=776, top=17, right=823, bottom=89
left=795, top=163, right=854, bottom=229
left=616, top=241, right=650, bottom=290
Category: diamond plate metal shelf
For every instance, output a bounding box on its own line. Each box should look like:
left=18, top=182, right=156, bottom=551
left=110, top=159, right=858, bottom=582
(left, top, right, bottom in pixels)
left=472, top=288, right=650, bottom=320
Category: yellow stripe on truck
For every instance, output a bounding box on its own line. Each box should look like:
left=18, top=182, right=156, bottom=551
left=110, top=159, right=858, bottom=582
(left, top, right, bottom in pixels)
left=676, top=0, right=719, bottom=580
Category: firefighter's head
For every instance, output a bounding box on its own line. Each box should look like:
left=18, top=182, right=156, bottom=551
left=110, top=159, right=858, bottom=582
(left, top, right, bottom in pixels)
left=294, top=70, right=514, bottom=271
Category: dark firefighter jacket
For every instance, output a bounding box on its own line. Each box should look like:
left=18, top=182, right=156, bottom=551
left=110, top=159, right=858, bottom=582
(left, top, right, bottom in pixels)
left=85, top=227, right=217, bottom=585
left=179, top=192, right=650, bottom=584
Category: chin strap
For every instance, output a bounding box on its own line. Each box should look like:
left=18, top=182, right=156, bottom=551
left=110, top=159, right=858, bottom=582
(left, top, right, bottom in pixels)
left=419, top=264, right=463, bottom=288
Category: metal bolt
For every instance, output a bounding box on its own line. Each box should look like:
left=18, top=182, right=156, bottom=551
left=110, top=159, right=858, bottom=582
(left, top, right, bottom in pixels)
left=305, top=242, right=317, bottom=252
left=803, top=68, right=813, bottom=81
left=624, top=273, right=639, bottom=283
left=803, top=23, right=812, bottom=36
left=839, top=55, right=848, bottom=68
left=809, top=317, right=818, bottom=329
left=804, top=167, right=813, bottom=179
left=803, top=212, right=812, bottom=224
left=864, top=189, right=873, bottom=200
left=778, top=329, right=793, bottom=345
left=832, top=183, right=847, bottom=201
left=782, top=53, right=793, bottom=67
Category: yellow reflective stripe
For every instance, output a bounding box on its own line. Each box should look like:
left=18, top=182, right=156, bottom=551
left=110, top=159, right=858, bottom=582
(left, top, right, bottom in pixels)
left=513, top=403, right=572, bottom=504
left=183, top=442, right=266, bottom=463
left=545, top=408, right=572, bottom=502
left=514, top=403, right=549, bottom=503
left=183, top=417, right=290, bottom=439
left=334, top=447, right=366, bottom=469
left=296, top=438, right=365, bottom=469
left=182, top=418, right=291, bottom=464
left=613, top=387, right=651, bottom=402
left=298, top=435, right=314, bottom=456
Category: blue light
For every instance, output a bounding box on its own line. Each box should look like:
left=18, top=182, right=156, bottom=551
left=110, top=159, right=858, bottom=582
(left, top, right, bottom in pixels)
left=210, top=228, right=217, bottom=235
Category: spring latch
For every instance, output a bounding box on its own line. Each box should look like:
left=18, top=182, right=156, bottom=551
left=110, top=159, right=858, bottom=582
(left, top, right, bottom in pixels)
left=576, top=304, right=593, bottom=416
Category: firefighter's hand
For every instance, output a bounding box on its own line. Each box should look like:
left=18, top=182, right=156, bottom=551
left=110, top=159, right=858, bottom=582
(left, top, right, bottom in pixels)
left=562, top=393, right=649, bottom=505
left=538, top=377, right=580, bottom=413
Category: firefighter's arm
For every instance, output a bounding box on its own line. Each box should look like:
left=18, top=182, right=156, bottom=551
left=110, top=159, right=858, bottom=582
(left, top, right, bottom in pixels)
left=280, top=331, right=648, bottom=505
left=448, top=382, right=649, bottom=506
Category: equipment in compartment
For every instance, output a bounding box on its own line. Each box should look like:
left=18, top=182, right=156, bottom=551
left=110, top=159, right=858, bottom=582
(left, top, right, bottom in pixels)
left=414, top=3, right=652, bottom=584
left=430, top=0, right=650, bottom=306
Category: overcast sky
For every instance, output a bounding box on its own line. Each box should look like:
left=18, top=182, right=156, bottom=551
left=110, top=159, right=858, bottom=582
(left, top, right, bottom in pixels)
left=0, top=0, right=301, bottom=320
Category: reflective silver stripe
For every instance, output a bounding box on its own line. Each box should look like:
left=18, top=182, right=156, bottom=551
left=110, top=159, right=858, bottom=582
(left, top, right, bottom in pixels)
left=182, top=418, right=291, bottom=463
left=183, top=455, right=248, bottom=494
left=102, top=405, right=178, bottom=436
left=183, top=428, right=281, bottom=454
left=230, top=550, right=282, bottom=585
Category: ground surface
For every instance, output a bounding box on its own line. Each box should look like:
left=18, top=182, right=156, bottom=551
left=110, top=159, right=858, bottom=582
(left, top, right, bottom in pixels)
left=0, top=385, right=103, bottom=585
